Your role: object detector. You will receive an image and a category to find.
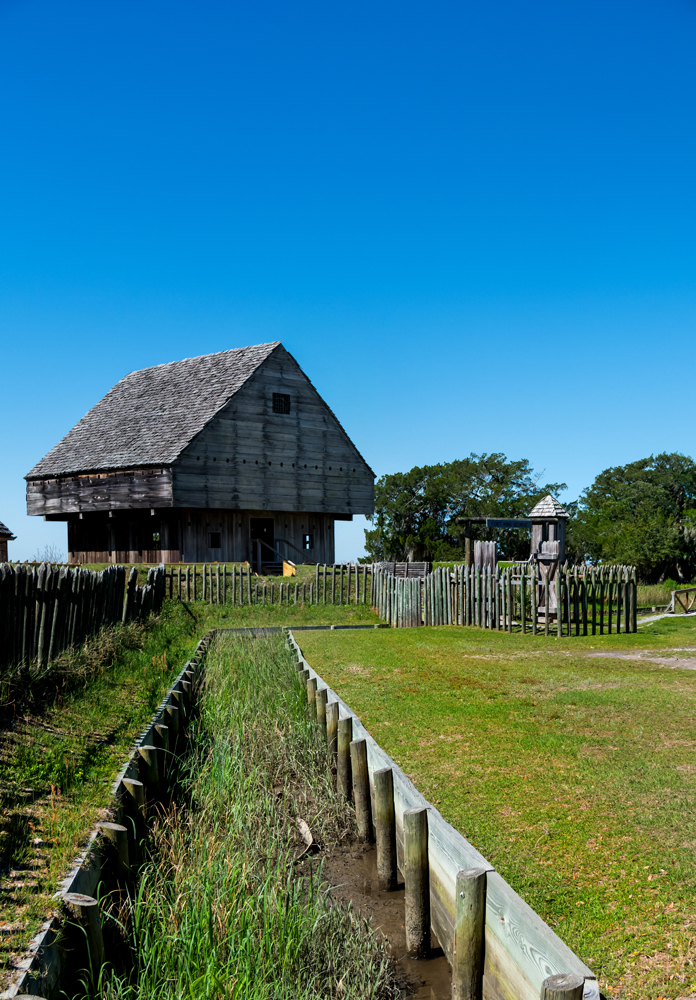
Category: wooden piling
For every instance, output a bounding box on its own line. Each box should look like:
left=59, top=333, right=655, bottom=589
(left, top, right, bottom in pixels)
left=165, top=704, right=180, bottom=747
left=63, top=892, right=105, bottom=973
left=403, top=806, right=430, bottom=959
left=350, top=738, right=373, bottom=841
left=122, top=777, right=145, bottom=808
left=316, top=688, right=327, bottom=733
left=539, top=974, right=585, bottom=1000
left=98, top=821, right=130, bottom=885
left=154, top=723, right=170, bottom=776
left=307, top=677, right=317, bottom=717
left=452, top=867, right=486, bottom=1000
left=337, top=716, right=353, bottom=798
left=326, top=700, right=339, bottom=756
left=138, top=745, right=160, bottom=792
left=374, top=767, right=398, bottom=891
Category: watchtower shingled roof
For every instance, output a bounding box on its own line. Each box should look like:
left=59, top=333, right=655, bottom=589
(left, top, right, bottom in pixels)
left=0, top=520, right=15, bottom=540
left=528, top=495, right=570, bottom=519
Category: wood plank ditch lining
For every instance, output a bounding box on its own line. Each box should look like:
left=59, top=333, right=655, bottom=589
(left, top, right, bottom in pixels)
left=288, top=630, right=599, bottom=1000
left=1, top=632, right=213, bottom=1000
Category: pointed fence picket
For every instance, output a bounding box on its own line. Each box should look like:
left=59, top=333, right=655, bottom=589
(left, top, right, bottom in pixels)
left=0, top=562, right=167, bottom=671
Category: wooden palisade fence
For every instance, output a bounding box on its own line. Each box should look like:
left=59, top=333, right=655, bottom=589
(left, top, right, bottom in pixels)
left=161, top=562, right=374, bottom=607
left=0, top=562, right=166, bottom=671
left=372, top=563, right=638, bottom=635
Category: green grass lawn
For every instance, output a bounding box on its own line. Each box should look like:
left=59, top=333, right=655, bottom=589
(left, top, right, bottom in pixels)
left=297, top=617, right=696, bottom=1000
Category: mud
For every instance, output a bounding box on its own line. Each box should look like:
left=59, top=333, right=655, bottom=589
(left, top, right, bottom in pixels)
left=320, top=840, right=452, bottom=999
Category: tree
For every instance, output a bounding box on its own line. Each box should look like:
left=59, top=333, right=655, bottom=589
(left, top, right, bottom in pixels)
left=363, top=454, right=566, bottom=562
left=566, top=452, right=696, bottom=582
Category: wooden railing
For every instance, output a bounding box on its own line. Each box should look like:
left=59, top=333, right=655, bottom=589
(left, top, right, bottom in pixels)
left=672, top=586, right=696, bottom=614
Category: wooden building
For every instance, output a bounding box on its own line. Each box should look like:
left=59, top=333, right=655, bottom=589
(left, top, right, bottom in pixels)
left=0, top=519, right=16, bottom=562
left=528, top=494, right=569, bottom=564
left=25, top=342, right=375, bottom=566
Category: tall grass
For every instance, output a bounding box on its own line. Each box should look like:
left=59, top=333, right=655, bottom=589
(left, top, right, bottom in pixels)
left=98, top=635, right=402, bottom=1000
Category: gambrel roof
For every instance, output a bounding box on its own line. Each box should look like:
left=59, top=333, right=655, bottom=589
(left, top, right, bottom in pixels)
left=27, top=342, right=283, bottom=478
left=528, top=495, right=570, bottom=519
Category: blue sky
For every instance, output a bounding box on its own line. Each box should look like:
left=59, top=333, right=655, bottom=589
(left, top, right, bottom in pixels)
left=2, top=0, right=696, bottom=560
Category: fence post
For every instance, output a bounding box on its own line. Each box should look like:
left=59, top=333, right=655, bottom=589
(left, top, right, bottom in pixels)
left=519, top=567, right=526, bottom=635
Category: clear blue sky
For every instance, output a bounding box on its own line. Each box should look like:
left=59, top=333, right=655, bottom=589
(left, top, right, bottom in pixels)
left=2, top=0, right=696, bottom=561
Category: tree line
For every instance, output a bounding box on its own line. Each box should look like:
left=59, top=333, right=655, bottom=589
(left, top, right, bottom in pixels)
left=363, top=452, right=696, bottom=583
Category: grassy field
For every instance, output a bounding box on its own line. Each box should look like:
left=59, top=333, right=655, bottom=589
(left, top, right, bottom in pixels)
left=97, top=633, right=401, bottom=1000
left=0, top=602, right=200, bottom=987
left=298, top=617, right=696, bottom=1000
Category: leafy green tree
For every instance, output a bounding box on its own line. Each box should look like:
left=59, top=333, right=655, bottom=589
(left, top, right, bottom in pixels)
left=567, top=453, right=696, bottom=582
left=363, top=454, right=566, bottom=563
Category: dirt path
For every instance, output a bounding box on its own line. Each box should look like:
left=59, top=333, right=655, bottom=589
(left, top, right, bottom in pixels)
left=586, top=647, right=696, bottom=670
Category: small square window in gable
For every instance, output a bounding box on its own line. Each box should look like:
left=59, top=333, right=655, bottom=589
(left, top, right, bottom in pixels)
left=272, top=392, right=291, bottom=414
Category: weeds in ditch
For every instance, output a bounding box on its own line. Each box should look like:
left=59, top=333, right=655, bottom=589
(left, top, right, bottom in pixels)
left=98, top=634, right=402, bottom=1000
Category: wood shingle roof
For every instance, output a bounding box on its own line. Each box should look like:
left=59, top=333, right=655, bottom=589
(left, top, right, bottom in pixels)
left=26, top=342, right=281, bottom=478
left=528, top=494, right=570, bottom=519
left=0, top=520, right=15, bottom=540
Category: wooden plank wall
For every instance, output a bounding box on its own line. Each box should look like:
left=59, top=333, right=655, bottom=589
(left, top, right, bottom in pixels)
left=26, top=468, right=173, bottom=516
left=173, top=347, right=374, bottom=515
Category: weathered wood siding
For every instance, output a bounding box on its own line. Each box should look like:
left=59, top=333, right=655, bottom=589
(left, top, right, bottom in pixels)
left=26, top=468, right=173, bottom=517
left=63, top=507, right=337, bottom=564
left=173, top=346, right=374, bottom=514
left=177, top=508, right=336, bottom=563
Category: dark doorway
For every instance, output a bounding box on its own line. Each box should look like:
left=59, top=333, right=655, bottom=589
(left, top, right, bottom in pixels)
left=250, top=518, right=275, bottom=569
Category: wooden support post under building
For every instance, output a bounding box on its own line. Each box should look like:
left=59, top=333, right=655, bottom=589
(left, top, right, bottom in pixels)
left=452, top=867, right=486, bottom=1000
left=403, top=806, right=430, bottom=959
left=350, top=738, right=373, bottom=841
left=337, top=716, right=353, bottom=799
left=374, top=767, right=398, bottom=891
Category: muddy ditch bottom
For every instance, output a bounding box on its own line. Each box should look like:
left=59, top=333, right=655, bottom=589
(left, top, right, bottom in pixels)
left=308, top=840, right=452, bottom=999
